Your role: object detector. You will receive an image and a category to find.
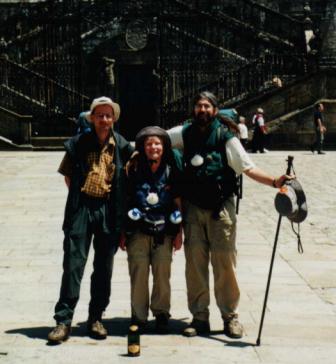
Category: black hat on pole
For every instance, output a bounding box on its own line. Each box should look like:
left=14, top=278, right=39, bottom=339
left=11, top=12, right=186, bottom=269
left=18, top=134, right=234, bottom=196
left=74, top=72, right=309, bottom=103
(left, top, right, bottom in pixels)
left=274, top=179, right=308, bottom=223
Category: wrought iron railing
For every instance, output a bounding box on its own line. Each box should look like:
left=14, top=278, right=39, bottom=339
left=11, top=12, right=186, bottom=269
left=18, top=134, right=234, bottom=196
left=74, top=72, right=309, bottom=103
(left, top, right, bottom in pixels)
left=0, top=58, right=88, bottom=113
left=2, top=0, right=306, bottom=66
left=171, top=0, right=306, bottom=50
left=159, top=53, right=310, bottom=128
left=0, top=57, right=89, bottom=135
left=0, top=0, right=312, bottom=137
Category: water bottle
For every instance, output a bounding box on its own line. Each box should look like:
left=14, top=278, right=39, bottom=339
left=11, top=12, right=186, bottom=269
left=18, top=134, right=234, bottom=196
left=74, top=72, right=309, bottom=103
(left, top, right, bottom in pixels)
left=127, top=325, right=140, bottom=357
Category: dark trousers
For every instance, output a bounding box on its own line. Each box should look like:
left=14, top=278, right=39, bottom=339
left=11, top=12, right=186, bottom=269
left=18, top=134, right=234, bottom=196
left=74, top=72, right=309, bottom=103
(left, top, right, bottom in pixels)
left=252, top=128, right=265, bottom=153
left=54, top=196, right=117, bottom=325
left=312, top=128, right=324, bottom=152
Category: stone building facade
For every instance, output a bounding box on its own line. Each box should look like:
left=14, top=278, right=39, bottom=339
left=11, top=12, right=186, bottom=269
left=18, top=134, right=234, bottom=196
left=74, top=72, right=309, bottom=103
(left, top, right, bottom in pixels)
left=0, top=0, right=335, bottom=148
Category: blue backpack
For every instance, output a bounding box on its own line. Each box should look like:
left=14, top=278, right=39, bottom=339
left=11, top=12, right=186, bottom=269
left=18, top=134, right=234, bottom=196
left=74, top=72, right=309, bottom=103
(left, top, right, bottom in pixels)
left=76, top=111, right=92, bottom=135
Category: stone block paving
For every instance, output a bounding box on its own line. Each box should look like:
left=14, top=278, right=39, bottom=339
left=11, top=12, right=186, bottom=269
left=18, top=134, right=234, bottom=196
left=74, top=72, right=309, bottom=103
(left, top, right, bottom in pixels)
left=0, top=151, right=335, bottom=364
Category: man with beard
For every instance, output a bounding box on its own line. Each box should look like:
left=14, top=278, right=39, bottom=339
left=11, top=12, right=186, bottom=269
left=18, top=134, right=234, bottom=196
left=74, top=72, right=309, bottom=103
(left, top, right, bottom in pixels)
left=168, top=91, right=291, bottom=339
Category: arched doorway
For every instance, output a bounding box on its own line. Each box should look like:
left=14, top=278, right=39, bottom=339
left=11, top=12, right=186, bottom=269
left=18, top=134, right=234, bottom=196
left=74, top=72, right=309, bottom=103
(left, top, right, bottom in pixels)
left=116, top=64, right=157, bottom=140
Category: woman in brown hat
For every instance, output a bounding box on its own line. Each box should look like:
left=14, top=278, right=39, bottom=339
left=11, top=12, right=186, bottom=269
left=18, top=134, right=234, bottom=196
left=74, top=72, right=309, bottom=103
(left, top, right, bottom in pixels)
left=120, top=126, right=183, bottom=334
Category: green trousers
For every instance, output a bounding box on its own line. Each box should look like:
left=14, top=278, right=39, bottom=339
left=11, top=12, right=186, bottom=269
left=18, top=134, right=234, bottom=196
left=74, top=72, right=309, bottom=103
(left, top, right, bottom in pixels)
left=54, top=195, right=117, bottom=325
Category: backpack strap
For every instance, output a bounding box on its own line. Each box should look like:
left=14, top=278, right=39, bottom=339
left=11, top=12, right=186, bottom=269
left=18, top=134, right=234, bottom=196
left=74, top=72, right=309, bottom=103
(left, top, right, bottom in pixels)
left=216, top=123, right=243, bottom=214
left=215, top=122, right=234, bottom=154
left=181, top=122, right=192, bottom=145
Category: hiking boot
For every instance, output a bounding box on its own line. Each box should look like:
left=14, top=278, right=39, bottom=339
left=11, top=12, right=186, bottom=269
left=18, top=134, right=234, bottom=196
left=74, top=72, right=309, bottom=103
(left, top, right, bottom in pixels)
left=183, top=319, right=210, bottom=337
left=310, top=145, right=315, bottom=154
left=87, top=320, right=107, bottom=340
left=318, top=151, right=326, bottom=155
left=155, top=313, right=170, bottom=334
left=48, top=323, right=71, bottom=344
left=223, top=318, right=244, bottom=339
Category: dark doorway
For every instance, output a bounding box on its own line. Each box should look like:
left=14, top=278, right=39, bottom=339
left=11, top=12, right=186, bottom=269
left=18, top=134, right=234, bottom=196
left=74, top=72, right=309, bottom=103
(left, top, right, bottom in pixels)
left=116, top=65, right=157, bottom=140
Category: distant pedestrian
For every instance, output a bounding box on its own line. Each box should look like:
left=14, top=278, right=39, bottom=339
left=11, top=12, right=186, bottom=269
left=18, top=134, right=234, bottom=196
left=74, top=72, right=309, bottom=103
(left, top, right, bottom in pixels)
left=311, top=103, right=327, bottom=155
left=272, top=76, right=282, bottom=88
left=251, top=108, right=267, bottom=153
left=237, top=116, right=248, bottom=149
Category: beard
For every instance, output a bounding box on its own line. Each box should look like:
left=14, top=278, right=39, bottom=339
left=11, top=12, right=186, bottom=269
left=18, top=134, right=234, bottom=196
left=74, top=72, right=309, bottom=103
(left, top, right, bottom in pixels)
left=194, top=111, right=215, bottom=126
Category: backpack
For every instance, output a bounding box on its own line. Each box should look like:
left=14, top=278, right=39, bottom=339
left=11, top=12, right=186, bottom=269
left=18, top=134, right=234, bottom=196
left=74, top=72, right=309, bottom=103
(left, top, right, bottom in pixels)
left=218, top=109, right=243, bottom=213
left=126, top=163, right=180, bottom=243
left=218, top=108, right=239, bottom=123
left=76, top=111, right=92, bottom=135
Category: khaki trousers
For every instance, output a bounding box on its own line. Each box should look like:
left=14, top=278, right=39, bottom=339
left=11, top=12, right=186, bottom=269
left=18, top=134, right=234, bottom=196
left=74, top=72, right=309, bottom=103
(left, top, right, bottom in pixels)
left=127, top=232, right=173, bottom=322
left=183, top=198, right=240, bottom=322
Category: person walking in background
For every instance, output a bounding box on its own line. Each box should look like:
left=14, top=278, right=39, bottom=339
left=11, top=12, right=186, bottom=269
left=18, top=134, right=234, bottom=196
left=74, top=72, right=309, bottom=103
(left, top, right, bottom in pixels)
left=251, top=107, right=267, bottom=153
left=237, top=116, right=248, bottom=150
left=311, top=103, right=327, bottom=155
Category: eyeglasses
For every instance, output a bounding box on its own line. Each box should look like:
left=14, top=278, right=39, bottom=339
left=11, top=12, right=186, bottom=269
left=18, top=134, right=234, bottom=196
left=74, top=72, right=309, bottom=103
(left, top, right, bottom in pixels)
left=93, top=113, right=114, bottom=120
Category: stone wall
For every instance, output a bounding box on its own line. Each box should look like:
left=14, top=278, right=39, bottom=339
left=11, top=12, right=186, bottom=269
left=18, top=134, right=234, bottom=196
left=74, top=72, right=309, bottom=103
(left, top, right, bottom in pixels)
left=236, top=70, right=336, bottom=149
left=0, top=107, right=32, bottom=144
left=268, top=100, right=336, bottom=149
left=237, top=72, right=325, bottom=121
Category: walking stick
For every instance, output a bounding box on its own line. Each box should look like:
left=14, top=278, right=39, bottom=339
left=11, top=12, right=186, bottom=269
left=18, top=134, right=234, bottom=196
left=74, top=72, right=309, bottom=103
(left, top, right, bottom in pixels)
left=256, top=156, right=294, bottom=346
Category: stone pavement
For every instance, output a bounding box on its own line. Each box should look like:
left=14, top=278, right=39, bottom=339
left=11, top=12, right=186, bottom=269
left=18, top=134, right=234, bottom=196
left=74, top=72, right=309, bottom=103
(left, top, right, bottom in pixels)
left=0, top=150, right=335, bottom=364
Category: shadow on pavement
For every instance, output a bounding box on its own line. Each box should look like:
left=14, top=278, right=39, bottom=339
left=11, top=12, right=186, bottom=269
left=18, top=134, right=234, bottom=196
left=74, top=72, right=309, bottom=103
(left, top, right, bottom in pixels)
left=5, top=325, right=86, bottom=342
left=93, top=316, right=190, bottom=336
left=207, top=330, right=256, bottom=347
left=5, top=317, right=190, bottom=342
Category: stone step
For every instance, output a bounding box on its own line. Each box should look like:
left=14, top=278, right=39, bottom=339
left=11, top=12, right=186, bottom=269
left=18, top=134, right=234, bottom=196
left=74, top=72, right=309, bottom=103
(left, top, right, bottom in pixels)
left=30, top=136, right=68, bottom=148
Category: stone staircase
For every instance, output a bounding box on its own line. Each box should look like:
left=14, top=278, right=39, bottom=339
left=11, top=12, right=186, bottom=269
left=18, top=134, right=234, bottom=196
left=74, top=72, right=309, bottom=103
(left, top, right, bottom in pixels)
left=0, top=0, right=318, bottom=148
left=235, top=70, right=336, bottom=149
left=170, top=0, right=306, bottom=55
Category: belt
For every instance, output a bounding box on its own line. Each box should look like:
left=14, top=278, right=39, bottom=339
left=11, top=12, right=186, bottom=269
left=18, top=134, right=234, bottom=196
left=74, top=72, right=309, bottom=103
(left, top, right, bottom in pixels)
left=81, top=192, right=109, bottom=207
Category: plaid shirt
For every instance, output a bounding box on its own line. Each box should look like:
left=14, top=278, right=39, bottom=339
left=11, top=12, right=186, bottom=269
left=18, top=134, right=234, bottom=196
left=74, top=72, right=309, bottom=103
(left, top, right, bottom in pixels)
left=58, top=137, right=116, bottom=198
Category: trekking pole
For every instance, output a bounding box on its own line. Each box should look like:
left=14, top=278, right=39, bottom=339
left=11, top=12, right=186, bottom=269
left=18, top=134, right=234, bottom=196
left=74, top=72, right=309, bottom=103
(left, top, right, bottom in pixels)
left=256, top=156, right=293, bottom=346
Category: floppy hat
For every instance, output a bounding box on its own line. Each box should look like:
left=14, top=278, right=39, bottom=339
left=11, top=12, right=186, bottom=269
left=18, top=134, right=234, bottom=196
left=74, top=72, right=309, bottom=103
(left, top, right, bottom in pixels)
left=89, top=96, right=120, bottom=121
left=274, top=179, right=307, bottom=223
left=135, top=126, right=171, bottom=152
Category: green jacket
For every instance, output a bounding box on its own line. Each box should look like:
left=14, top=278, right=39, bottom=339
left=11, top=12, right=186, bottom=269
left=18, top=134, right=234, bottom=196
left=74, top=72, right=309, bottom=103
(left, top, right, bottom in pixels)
left=62, top=130, right=134, bottom=244
left=182, top=118, right=237, bottom=209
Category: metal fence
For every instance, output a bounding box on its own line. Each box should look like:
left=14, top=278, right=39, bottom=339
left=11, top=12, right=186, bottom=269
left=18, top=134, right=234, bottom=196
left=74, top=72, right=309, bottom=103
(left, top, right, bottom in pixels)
left=0, top=0, right=312, bottom=137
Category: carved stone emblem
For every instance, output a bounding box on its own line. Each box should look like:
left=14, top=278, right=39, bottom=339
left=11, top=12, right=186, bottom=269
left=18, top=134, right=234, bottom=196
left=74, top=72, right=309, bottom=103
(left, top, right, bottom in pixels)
left=125, top=20, right=149, bottom=51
